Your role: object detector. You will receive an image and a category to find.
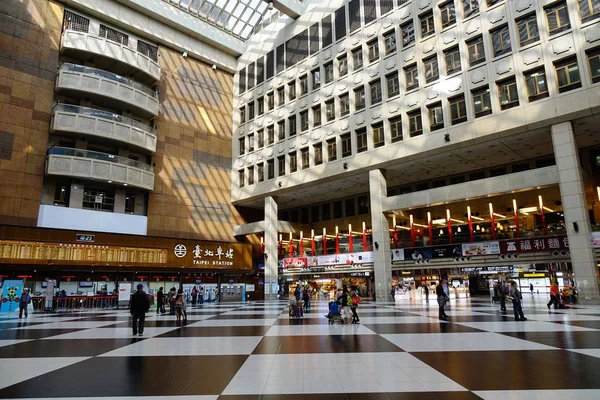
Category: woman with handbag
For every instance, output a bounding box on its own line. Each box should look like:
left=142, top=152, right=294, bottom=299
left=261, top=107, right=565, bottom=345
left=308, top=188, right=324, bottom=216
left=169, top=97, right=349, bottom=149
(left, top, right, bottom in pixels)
left=350, top=290, right=361, bottom=324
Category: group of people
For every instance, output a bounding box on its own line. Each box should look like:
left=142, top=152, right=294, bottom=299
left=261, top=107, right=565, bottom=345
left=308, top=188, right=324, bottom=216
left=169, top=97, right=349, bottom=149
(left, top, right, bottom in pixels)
left=155, top=286, right=189, bottom=323
left=492, top=280, right=527, bottom=320
left=326, top=285, right=361, bottom=324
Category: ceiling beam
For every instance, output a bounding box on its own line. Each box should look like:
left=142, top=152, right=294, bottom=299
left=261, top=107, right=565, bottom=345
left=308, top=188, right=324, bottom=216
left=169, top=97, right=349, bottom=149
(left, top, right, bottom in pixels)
left=270, top=0, right=305, bottom=19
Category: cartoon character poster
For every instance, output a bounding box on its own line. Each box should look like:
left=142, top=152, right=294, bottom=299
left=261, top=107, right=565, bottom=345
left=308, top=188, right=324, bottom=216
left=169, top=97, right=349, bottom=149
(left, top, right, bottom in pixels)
left=1, top=280, right=23, bottom=313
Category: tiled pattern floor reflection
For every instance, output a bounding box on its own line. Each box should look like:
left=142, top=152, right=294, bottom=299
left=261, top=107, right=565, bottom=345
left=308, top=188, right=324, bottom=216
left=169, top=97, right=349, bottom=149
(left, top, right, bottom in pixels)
left=1, top=297, right=600, bottom=399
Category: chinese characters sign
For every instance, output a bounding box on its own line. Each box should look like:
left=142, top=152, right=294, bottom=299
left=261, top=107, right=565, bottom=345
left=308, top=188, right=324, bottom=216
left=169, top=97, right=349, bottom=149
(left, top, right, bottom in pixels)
left=172, top=243, right=247, bottom=268
left=499, top=236, right=569, bottom=254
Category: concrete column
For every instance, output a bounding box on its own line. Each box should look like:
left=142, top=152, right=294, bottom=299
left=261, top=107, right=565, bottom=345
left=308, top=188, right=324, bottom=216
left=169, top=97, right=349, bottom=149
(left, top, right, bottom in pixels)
left=264, top=196, right=278, bottom=301
left=114, top=189, right=126, bottom=214
left=369, top=169, right=392, bottom=302
left=69, top=181, right=83, bottom=208
left=551, top=122, right=600, bottom=303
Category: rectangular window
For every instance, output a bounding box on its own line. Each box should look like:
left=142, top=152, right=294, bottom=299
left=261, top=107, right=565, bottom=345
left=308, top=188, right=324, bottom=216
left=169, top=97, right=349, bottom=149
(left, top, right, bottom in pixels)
left=327, top=138, right=337, bottom=161
left=278, top=120, right=285, bottom=141
left=497, top=77, right=520, bottom=110
left=289, top=115, right=297, bottom=136
left=554, top=57, right=582, bottom=92
left=368, top=39, right=379, bottom=62
left=408, top=110, right=423, bottom=137
left=420, top=11, right=435, bottom=38
left=338, top=55, right=348, bottom=77
left=424, top=56, right=439, bottom=83
left=352, top=47, right=364, bottom=70
left=267, top=159, right=275, bottom=179
left=289, top=151, right=297, bottom=173
left=314, top=142, right=323, bottom=165
left=257, top=129, right=264, bottom=148
left=340, top=93, right=350, bottom=116
left=370, top=79, right=382, bottom=105
left=248, top=103, right=255, bottom=120
left=428, top=102, right=444, bottom=131
left=322, top=203, right=331, bottom=221
left=587, top=47, right=600, bottom=84
left=312, top=68, right=321, bottom=90
left=300, top=110, right=309, bottom=131
left=240, top=107, right=246, bottom=124
left=63, top=10, right=90, bottom=33
left=325, top=62, right=334, bottom=83
left=524, top=68, right=549, bottom=101
left=257, top=97, right=264, bottom=116
left=267, top=92, right=274, bottom=110
left=311, top=205, right=320, bottom=222
left=358, top=195, right=369, bottom=215
left=579, top=0, right=600, bottom=23
left=444, top=46, right=462, bottom=74
left=313, top=105, right=322, bottom=127
left=390, top=117, right=403, bottom=143
left=99, top=24, right=128, bottom=46
left=467, top=35, right=485, bottom=66
left=491, top=25, right=511, bottom=57
left=247, top=166, right=254, bottom=185
left=401, top=22, right=415, bottom=47
left=248, top=133, right=255, bottom=152
left=278, top=156, right=285, bottom=176
left=341, top=133, right=352, bottom=157
left=345, top=198, right=356, bottom=217
left=472, top=86, right=492, bottom=117
left=449, top=95, right=467, bottom=125
left=384, top=30, right=397, bottom=55
left=326, top=100, right=336, bottom=121
left=372, top=123, right=384, bottom=148
left=517, top=14, right=540, bottom=47
left=386, top=73, right=400, bottom=97
left=239, top=137, right=245, bottom=156
left=277, top=87, right=285, bottom=106
left=288, top=81, right=296, bottom=101
left=405, top=64, right=419, bottom=90
left=440, top=1, right=457, bottom=28
left=545, top=2, right=571, bottom=35
left=301, top=147, right=310, bottom=169
left=356, top=129, right=367, bottom=153
left=333, top=201, right=343, bottom=219
left=354, top=86, right=366, bottom=110
left=238, top=170, right=245, bottom=187
left=267, top=125, right=275, bottom=145
left=463, top=0, right=479, bottom=17
left=299, top=75, right=308, bottom=96
left=257, top=163, right=264, bottom=183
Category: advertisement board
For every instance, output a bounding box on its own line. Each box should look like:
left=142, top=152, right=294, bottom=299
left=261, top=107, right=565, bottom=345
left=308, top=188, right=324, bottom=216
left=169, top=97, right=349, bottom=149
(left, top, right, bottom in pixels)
left=432, top=245, right=462, bottom=259
left=0, top=280, right=23, bottom=313
left=594, top=232, right=600, bottom=248
left=404, top=247, right=433, bottom=260
left=391, top=249, right=405, bottom=261
left=118, top=283, right=132, bottom=302
left=500, top=236, right=569, bottom=253
left=462, top=241, right=500, bottom=256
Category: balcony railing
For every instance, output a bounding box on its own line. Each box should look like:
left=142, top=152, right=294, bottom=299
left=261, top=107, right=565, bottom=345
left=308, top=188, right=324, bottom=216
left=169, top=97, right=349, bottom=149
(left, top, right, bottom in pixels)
left=47, top=147, right=152, bottom=171
left=61, top=63, right=156, bottom=96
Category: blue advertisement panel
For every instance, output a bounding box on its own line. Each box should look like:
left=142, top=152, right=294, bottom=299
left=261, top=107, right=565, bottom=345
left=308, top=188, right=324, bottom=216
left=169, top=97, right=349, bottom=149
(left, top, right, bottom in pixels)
left=1, top=280, right=23, bottom=313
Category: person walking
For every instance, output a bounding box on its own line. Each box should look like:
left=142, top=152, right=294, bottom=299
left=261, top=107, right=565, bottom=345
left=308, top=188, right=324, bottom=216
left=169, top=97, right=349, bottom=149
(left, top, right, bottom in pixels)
left=175, top=288, right=187, bottom=323
left=350, top=290, right=361, bottom=324
left=530, top=283, right=534, bottom=295
left=19, top=288, right=32, bottom=319
left=499, top=281, right=507, bottom=314
left=130, top=284, right=150, bottom=336
left=436, top=281, right=449, bottom=320
left=191, top=286, right=198, bottom=306
left=390, top=286, right=396, bottom=302
left=423, top=284, right=429, bottom=302
left=302, top=289, right=310, bottom=311
left=548, top=282, right=559, bottom=309
left=509, top=281, right=527, bottom=321
left=199, top=286, right=204, bottom=305
left=156, top=287, right=165, bottom=314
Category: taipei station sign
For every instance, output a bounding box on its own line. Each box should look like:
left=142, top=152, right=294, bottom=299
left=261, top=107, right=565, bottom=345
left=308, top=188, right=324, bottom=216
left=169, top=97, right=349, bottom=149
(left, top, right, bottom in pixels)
left=170, top=241, right=251, bottom=270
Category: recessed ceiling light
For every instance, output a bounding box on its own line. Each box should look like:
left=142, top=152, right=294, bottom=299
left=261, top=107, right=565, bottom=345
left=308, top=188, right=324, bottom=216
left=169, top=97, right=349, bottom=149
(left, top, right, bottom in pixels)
left=108, top=180, right=112, bottom=183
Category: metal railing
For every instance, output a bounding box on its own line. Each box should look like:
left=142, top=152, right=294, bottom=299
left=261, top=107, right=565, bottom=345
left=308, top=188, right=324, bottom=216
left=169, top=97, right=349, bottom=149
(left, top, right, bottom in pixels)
left=47, top=146, right=153, bottom=172
left=60, top=63, right=157, bottom=98
left=53, top=104, right=155, bottom=134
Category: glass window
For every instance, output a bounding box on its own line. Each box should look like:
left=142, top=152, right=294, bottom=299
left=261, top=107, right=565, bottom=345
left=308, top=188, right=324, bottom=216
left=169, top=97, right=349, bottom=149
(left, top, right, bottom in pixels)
left=248, top=133, right=255, bottom=152
left=313, top=105, right=322, bottom=127
left=299, top=75, right=308, bottom=96
left=312, top=68, right=321, bottom=90
left=420, top=11, right=435, bottom=38
left=352, top=47, right=364, bottom=70
left=467, top=35, right=485, bottom=66
left=356, top=129, right=367, bottom=153
left=444, top=46, right=462, bottom=74
left=54, top=184, right=70, bottom=205
left=289, top=151, right=297, bottom=173
left=239, top=107, right=245, bottom=124
left=338, top=55, right=348, bottom=77
left=405, top=64, right=419, bottom=90
left=491, top=25, right=511, bottom=57
left=524, top=68, right=549, bottom=101
left=497, top=77, right=519, bottom=110
left=545, top=2, right=571, bottom=35
left=372, top=123, right=384, bottom=147
left=368, top=39, right=380, bottom=62
left=239, top=137, right=245, bottom=156
left=341, top=133, right=352, bottom=157
left=247, top=166, right=254, bottom=185
left=257, top=129, right=264, bottom=148
left=322, top=203, right=331, bottom=221
left=277, top=87, right=285, bottom=106
left=267, top=159, right=275, bottom=179
left=587, top=47, right=600, bottom=84
left=300, top=110, right=309, bottom=131
left=357, top=195, right=369, bottom=215
left=314, top=142, right=323, bottom=165
left=449, top=95, right=467, bottom=125
left=408, top=110, right=423, bottom=137
left=472, top=86, right=492, bottom=117
left=301, top=147, right=310, bottom=169
left=517, top=14, right=539, bottom=47
left=554, top=57, right=582, bottom=92
left=386, top=73, right=400, bottom=97
left=345, top=198, right=356, bottom=217
left=440, top=1, right=457, bottom=28
left=327, top=138, right=337, bottom=161
left=384, top=30, right=397, bottom=55
left=277, top=120, right=285, bottom=140
left=257, top=97, right=264, bottom=116
left=248, top=102, right=255, bottom=120
left=326, top=100, right=336, bottom=121
left=267, top=125, right=275, bottom=145
left=370, top=79, right=382, bottom=105
left=390, top=117, right=403, bottom=143
left=288, top=81, right=296, bottom=100
left=333, top=200, right=343, bottom=219
left=463, top=0, right=479, bottom=17
left=325, top=62, right=334, bottom=83
left=340, top=93, right=350, bottom=116
left=288, top=115, right=297, bottom=136
left=238, top=170, right=245, bottom=187
left=267, top=92, right=274, bottom=110
left=424, top=56, right=439, bottom=83
left=487, top=0, right=501, bottom=6
left=354, top=86, right=366, bottom=110
left=257, top=163, right=264, bottom=183
left=311, top=205, right=319, bottom=223
left=278, top=156, right=285, bottom=176
left=428, top=102, right=444, bottom=131
left=401, top=22, right=415, bottom=47
left=579, top=0, right=600, bottom=23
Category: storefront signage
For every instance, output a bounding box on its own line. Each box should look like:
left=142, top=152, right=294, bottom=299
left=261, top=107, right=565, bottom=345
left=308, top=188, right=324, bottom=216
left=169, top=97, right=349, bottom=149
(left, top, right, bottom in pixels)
left=462, top=266, right=513, bottom=274
left=284, top=252, right=375, bottom=270
left=169, top=242, right=251, bottom=269
left=500, top=236, right=568, bottom=253
left=524, top=273, right=546, bottom=277
left=593, top=232, right=600, bottom=248
left=283, top=257, right=308, bottom=269
left=76, top=234, right=95, bottom=242
left=432, top=245, right=462, bottom=259
left=462, top=241, right=501, bottom=256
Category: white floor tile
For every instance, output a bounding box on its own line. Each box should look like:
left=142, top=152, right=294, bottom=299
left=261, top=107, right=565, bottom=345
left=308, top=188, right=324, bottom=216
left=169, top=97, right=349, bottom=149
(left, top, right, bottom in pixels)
left=567, top=349, right=600, bottom=359
left=0, top=357, right=89, bottom=389
left=186, top=318, right=277, bottom=327
left=41, top=327, right=179, bottom=339
left=10, top=321, right=118, bottom=330
left=0, top=339, right=32, bottom=348
left=358, top=316, right=445, bottom=324
left=265, top=324, right=376, bottom=336
left=97, top=336, right=262, bottom=356
left=454, top=321, right=596, bottom=332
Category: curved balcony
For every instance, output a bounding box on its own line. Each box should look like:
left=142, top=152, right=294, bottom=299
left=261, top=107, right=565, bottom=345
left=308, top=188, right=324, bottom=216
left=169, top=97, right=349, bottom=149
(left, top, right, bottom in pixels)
left=61, top=30, right=160, bottom=85
left=45, top=147, right=154, bottom=191
left=56, top=63, right=159, bottom=119
left=51, top=104, right=157, bottom=154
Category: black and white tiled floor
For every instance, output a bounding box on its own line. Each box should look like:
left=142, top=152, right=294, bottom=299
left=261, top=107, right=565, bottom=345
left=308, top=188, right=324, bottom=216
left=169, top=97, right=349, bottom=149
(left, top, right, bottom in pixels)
left=2, top=296, right=600, bottom=399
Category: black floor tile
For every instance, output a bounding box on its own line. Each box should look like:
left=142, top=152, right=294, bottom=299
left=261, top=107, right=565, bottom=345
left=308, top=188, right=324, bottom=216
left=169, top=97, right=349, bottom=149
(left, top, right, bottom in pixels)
left=209, top=314, right=281, bottom=320
left=156, top=326, right=271, bottom=337
left=0, top=322, right=47, bottom=330
left=362, top=323, right=485, bottom=334
left=274, top=318, right=332, bottom=325
left=105, top=320, right=187, bottom=328
left=501, top=331, right=600, bottom=349
left=554, top=320, right=600, bottom=330
left=253, top=335, right=404, bottom=354
left=432, top=315, right=514, bottom=323
left=0, top=338, right=145, bottom=358
left=0, top=328, right=87, bottom=340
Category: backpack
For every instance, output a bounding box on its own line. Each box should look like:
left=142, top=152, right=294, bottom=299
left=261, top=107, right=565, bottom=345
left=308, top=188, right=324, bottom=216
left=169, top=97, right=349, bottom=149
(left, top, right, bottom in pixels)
left=352, top=295, right=360, bottom=306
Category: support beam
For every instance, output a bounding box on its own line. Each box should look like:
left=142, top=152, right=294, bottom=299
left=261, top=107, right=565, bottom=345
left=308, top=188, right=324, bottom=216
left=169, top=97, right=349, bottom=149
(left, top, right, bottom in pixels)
left=270, top=0, right=304, bottom=19
left=369, top=169, right=392, bottom=303
left=264, top=196, right=279, bottom=301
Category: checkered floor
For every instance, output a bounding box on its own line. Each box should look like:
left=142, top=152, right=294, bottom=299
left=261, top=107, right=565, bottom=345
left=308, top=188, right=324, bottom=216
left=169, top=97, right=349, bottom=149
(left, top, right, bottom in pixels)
left=2, top=296, right=600, bottom=399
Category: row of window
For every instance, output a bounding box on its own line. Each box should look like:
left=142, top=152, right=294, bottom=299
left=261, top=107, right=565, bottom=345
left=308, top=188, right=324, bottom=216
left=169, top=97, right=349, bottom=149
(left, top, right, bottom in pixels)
left=238, top=47, right=600, bottom=156
left=279, top=194, right=371, bottom=224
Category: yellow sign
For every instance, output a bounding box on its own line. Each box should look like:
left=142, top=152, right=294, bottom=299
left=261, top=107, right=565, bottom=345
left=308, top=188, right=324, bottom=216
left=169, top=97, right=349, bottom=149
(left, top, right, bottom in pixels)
left=401, top=271, right=411, bottom=275
left=524, top=273, right=546, bottom=277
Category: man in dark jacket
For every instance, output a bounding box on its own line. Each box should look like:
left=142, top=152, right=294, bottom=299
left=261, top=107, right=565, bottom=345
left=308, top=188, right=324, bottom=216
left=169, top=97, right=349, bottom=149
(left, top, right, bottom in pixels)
left=19, top=288, right=32, bottom=319
left=156, top=287, right=165, bottom=314
left=436, top=281, right=449, bottom=320
left=130, top=284, right=150, bottom=336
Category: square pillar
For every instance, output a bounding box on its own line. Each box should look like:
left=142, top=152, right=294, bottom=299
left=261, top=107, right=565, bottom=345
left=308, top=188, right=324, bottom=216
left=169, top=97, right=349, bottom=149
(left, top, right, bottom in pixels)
left=264, top=196, right=278, bottom=301
left=551, top=122, right=600, bottom=303
left=369, top=169, right=392, bottom=302
left=68, top=181, right=83, bottom=209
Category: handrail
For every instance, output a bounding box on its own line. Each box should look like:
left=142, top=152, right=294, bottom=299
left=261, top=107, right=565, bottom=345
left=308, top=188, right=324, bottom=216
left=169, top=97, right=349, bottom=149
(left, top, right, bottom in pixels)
left=53, top=104, right=155, bottom=135
left=59, top=63, right=157, bottom=98
left=47, top=146, right=153, bottom=172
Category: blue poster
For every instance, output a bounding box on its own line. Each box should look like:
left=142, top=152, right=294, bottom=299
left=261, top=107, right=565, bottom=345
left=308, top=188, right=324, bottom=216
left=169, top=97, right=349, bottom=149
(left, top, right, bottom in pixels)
left=1, top=280, right=23, bottom=313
